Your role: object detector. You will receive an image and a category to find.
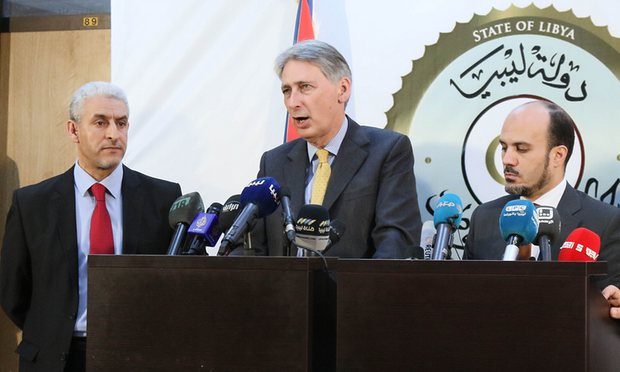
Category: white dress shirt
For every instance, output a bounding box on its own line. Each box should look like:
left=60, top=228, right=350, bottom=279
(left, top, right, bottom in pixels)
left=73, top=162, right=124, bottom=334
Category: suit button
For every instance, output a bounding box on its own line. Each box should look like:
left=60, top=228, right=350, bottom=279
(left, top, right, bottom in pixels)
left=60, top=353, right=68, bottom=361
left=68, top=314, right=76, bottom=320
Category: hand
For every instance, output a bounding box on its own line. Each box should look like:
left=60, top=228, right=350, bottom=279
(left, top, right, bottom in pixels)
left=602, top=285, right=620, bottom=319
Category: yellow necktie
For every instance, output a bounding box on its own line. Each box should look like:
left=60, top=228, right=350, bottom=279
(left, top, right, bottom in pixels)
left=311, top=149, right=331, bottom=205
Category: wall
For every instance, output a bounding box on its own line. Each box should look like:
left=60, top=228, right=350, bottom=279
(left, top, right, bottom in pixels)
left=0, top=28, right=110, bottom=372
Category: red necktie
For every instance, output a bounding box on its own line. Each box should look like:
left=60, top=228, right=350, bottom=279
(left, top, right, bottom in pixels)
left=90, top=183, right=114, bottom=255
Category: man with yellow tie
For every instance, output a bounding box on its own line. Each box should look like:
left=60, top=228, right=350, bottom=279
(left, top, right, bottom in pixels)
left=252, top=40, right=422, bottom=258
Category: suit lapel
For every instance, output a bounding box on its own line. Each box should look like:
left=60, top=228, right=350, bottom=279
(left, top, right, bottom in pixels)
left=555, top=185, right=583, bottom=257
left=53, top=167, right=79, bottom=288
left=121, top=165, right=144, bottom=254
left=322, top=118, right=368, bottom=211
left=284, top=140, right=309, bottom=215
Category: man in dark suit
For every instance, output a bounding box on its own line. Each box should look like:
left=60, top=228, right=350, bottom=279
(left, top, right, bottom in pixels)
left=464, top=100, right=620, bottom=319
left=0, top=81, right=182, bottom=371
left=251, top=40, right=421, bottom=258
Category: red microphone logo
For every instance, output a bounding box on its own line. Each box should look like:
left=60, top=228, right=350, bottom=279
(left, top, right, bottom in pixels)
left=558, top=227, right=600, bottom=261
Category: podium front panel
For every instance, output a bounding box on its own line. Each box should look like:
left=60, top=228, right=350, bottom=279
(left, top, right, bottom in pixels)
left=336, top=260, right=615, bottom=372
left=87, top=256, right=335, bottom=371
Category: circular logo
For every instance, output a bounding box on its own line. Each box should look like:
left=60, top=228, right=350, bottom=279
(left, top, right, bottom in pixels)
left=386, top=5, right=619, bottom=231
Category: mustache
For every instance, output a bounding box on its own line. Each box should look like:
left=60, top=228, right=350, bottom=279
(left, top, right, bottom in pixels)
left=504, top=166, right=519, bottom=175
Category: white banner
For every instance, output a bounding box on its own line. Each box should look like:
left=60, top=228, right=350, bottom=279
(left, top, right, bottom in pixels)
left=112, top=0, right=619, bottom=253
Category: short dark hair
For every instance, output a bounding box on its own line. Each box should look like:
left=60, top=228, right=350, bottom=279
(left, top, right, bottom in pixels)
left=541, top=101, right=575, bottom=167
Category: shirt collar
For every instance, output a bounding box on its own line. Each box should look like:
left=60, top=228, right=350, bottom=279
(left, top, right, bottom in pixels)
left=521, top=178, right=567, bottom=208
left=74, top=161, right=124, bottom=199
left=307, top=116, right=348, bottom=162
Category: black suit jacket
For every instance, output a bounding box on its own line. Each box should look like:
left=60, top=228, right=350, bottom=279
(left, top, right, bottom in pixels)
left=0, top=165, right=181, bottom=371
left=251, top=118, right=422, bottom=258
left=464, top=184, right=620, bottom=288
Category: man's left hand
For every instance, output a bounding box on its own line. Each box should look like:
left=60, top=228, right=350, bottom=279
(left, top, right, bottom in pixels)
left=602, top=285, right=620, bottom=319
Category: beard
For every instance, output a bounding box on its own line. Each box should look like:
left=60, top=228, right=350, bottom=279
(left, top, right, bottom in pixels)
left=504, top=155, right=550, bottom=197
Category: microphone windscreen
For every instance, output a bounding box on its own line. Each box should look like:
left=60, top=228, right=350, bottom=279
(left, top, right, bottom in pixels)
left=240, top=177, right=281, bottom=218
left=218, top=195, right=241, bottom=231
left=558, top=227, right=600, bottom=261
left=295, top=204, right=330, bottom=237
left=295, top=204, right=330, bottom=252
left=499, top=199, right=538, bottom=244
left=206, top=202, right=223, bottom=215
left=534, top=206, right=561, bottom=245
left=433, top=193, right=463, bottom=228
left=168, top=192, right=204, bottom=228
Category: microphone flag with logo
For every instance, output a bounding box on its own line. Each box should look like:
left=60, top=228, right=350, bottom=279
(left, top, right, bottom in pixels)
left=559, top=227, right=600, bottom=262
left=295, top=204, right=330, bottom=255
left=534, top=206, right=561, bottom=261
left=499, top=199, right=538, bottom=261
left=167, top=192, right=204, bottom=255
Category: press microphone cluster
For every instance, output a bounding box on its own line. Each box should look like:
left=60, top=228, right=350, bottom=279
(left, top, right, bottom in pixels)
left=219, top=177, right=281, bottom=256
left=495, top=198, right=602, bottom=263
left=431, top=193, right=463, bottom=260
left=167, top=192, right=205, bottom=255
left=499, top=199, right=539, bottom=261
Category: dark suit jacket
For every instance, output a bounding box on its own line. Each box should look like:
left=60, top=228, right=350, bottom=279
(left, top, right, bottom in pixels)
left=464, top=184, right=620, bottom=288
left=0, top=165, right=181, bottom=371
left=252, top=118, right=422, bottom=258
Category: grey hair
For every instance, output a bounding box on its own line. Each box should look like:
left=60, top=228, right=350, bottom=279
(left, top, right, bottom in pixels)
left=275, top=40, right=352, bottom=83
left=69, top=81, right=129, bottom=122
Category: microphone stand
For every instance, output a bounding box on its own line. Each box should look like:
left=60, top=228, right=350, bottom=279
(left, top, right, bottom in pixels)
left=292, top=241, right=329, bottom=272
left=242, top=231, right=255, bottom=256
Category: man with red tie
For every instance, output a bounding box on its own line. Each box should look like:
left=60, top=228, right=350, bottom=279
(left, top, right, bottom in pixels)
left=0, top=82, right=181, bottom=371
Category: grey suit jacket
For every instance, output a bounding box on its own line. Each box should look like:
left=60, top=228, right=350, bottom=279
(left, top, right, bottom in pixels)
left=251, top=118, right=422, bottom=258
left=0, top=165, right=181, bottom=371
left=464, top=184, right=620, bottom=288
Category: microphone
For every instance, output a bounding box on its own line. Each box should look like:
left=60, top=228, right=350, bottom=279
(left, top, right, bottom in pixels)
left=534, top=206, right=561, bottom=261
left=219, top=177, right=281, bottom=255
left=280, top=186, right=296, bottom=245
left=431, top=193, right=463, bottom=260
left=184, top=202, right=223, bottom=255
left=295, top=204, right=330, bottom=256
left=558, top=227, right=600, bottom=261
left=218, top=195, right=241, bottom=232
left=215, top=195, right=241, bottom=255
left=420, top=221, right=436, bottom=260
left=167, top=192, right=204, bottom=256
left=499, top=199, right=539, bottom=261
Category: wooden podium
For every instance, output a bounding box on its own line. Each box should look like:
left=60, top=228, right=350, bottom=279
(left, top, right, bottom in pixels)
left=87, top=256, right=336, bottom=371
left=336, top=260, right=620, bottom=371
left=88, top=257, right=620, bottom=371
